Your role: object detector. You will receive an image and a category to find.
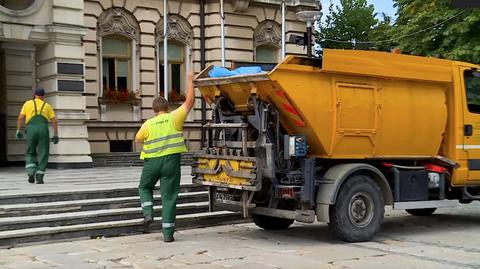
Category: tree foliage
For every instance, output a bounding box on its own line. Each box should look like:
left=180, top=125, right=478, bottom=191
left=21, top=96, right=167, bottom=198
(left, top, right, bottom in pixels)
left=390, top=0, right=480, bottom=63
left=316, top=0, right=480, bottom=64
left=368, top=13, right=396, bottom=51
left=316, top=0, right=379, bottom=50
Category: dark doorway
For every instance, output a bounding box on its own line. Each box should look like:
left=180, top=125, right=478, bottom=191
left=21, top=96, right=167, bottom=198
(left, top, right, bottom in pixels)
left=110, top=140, right=133, bottom=152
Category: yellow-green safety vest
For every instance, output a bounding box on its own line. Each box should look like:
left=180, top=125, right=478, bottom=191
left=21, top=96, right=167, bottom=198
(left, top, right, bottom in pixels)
left=140, top=113, right=187, bottom=160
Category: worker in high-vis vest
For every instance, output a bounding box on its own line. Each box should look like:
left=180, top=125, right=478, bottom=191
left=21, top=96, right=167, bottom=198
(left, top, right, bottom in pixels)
left=135, top=72, right=195, bottom=242
left=16, top=88, right=59, bottom=184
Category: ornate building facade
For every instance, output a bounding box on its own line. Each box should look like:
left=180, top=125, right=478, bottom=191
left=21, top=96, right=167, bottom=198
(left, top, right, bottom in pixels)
left=0, top=0, right=319, bottom=168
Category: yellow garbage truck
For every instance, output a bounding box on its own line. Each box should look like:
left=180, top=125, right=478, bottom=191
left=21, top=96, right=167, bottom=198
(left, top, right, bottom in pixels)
left=192, top=49, right=480, bottom=242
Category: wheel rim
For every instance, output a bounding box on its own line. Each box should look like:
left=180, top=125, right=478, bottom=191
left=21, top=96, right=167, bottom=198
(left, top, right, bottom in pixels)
left=348, top=192, right=374, bottom=228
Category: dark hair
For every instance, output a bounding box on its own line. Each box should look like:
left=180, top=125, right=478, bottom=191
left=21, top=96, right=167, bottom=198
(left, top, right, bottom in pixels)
left=34, top=88, right=45, bottom=96
left=152, top=97, right=168, bottom=113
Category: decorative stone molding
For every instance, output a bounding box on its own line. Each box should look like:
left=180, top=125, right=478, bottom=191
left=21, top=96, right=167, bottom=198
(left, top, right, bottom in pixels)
left=2, top=24, right=33, bottom=40
left=0, top=0, right=44, bottom=17
left=253, top=20, right=281, bottom=48
left=97, top=8, right=140, bottom=42
left=292, top=0, right=322, bottom=13
left=250, top=0, right=321, bottom=13
left=232, top=0, right=251, bottom=12
left=155, top=14, right=194, bottom=46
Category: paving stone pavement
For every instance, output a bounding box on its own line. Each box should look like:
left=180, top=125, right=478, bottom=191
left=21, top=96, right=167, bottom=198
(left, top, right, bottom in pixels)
left=0, top=202, right=479, bottom=269
left=0, top=166, right=193, bottom=196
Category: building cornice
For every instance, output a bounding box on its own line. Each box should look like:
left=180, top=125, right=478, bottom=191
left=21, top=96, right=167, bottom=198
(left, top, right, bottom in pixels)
left=232, top=0, right=320, bottom=12
left=0, top=22, right=85, bottom=43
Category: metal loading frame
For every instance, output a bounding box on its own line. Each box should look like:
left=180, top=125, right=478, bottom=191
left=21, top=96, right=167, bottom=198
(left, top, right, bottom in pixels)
left=202, top=123, right=249, bottom=157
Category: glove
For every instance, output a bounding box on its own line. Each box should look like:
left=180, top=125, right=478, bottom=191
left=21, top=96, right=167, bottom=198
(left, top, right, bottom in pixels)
left=15, top=130, right=23, bottom=140
left=51, top=135, right=59, bottom=144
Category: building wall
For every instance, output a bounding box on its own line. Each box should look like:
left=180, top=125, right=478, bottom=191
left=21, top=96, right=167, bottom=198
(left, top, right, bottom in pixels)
left=2, top=44, right=36, bottom=161
left=0, top=0, right=93, bottom=167
left=0, top=0, right=318, bottom=167
left=84, top=0, right=317, bottom=154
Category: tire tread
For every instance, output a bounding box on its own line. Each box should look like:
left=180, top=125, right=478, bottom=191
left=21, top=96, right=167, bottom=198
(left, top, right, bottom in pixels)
left=329, top=175, right=385, bottom=242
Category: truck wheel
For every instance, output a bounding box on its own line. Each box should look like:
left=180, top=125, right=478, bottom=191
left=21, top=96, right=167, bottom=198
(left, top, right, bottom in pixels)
left=329, top=175, right=385, bottom=242
left=406, top=208, right=436, bottom=216
left=252, top=214, right=294, bottom=230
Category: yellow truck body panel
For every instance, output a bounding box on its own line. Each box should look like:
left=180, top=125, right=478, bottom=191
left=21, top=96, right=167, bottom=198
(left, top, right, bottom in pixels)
left=196, top=49, right=480, bottom=187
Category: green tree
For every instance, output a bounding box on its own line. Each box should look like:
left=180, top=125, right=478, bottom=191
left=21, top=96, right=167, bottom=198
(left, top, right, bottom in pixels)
left=368, top=13, right=395, bottom=51
left=317, top=0, right=378, bottom=50
left=391, top=0, right=480, bottom=63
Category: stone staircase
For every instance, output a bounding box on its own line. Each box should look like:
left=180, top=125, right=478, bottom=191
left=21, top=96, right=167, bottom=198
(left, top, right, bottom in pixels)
left=91, top=152, right=194, bottom=167
left=0, top=184, right=242, bottom=248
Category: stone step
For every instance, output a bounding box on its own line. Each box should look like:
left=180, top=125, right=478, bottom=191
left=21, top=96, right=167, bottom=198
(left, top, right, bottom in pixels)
left=0, top=191, right=209, bottom=217
left=0, top=202, right=210, bottom=231
left=0, top=211, right=243, bottom=248
left=102, top=161, right=143, bottom=166
left=0, top=184, right=206, bottom=204
left=91, top=152, right=194, bottom=167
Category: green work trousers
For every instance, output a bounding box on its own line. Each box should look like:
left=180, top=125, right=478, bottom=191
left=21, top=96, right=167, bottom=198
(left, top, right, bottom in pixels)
left=139, top=153, right=181, bottom=237
left=25, top=115, right=50, bottom=180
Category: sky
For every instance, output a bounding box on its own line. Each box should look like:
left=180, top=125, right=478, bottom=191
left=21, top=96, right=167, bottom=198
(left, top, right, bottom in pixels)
left=319, top=0, right=396, bottom=20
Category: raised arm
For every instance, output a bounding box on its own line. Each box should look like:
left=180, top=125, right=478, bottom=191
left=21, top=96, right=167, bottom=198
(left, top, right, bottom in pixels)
left=182, top=72, right=195, bottom=113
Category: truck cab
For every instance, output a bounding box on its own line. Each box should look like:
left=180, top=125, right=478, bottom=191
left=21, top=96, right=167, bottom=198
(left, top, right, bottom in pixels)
left=456, top=67, right=480, bottom=184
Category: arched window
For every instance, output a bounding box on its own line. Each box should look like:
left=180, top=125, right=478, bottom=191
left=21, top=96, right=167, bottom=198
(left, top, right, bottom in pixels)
left=255, top=44, right=278, bottom=63
left=102, top=35, right=131, bottom=92
left=253, top=20, right=281, bottom=63
left=97, top=8, right=139, bottom=98
left=156, top=14, right=193, bottom=102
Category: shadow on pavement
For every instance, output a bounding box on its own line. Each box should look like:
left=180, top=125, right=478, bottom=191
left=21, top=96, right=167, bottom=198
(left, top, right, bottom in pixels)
left=242, top=209, right=480, bottom=243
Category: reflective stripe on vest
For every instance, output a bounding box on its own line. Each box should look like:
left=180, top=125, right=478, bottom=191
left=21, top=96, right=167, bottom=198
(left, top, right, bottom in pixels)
left=140, top=113, right=187, bottom=159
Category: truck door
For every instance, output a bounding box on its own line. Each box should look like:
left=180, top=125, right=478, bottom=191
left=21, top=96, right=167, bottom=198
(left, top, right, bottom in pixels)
left=461, top=68, right=480, bottom=182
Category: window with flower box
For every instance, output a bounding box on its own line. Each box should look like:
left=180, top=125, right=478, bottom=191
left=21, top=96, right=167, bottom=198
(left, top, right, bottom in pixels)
left=101, top=35, right=137, bottom=104
left=158, top=41, right=187, bottom=103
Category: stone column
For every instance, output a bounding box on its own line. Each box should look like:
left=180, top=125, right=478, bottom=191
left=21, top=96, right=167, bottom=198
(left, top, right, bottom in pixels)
left=33, top=0, right=93, bottom=168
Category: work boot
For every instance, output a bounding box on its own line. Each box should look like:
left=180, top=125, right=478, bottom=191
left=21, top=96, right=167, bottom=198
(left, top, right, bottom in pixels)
left=28, top=175, right=35, bottom=184
left=142, top=215, right=154, bottom=231
left=35, top=174, right=44, bottom=184
left=163, top=235, right=174, bottom=243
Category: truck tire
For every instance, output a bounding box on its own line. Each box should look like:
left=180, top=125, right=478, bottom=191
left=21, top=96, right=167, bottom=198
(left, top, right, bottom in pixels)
left=252, top=214, right=294, bottom=230
left=406, top=208, right=437, bottom=216
left=328, top=175, right=385, bottom=242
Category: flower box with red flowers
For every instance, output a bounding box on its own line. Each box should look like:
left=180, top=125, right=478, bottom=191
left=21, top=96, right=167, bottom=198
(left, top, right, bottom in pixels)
left=100, top=88, right=141, bottom=106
